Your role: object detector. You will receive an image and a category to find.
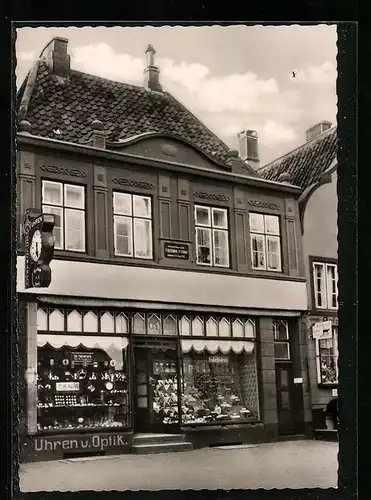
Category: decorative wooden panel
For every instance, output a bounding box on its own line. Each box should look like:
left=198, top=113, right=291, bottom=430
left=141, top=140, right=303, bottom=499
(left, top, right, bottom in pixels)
left=159, top=175, right=171, bottom=199
left=235, top=211, right=247, bottom=266
left=160, top=200, right=171, bottom=238
left=178, top=179, right=190, bottom=201
left=94, top=165, right=108, bottom=188
left=179, top=203, right=190, bottom=241
left=287, top=218, right=299, bottom=273
left=94, top=188, right=109, bottom=258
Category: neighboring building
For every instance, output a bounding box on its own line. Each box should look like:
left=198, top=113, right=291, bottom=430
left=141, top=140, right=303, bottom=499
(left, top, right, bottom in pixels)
left=259, top=123, right=338, bottom=434
left=16, top=37, right=309, bottom=462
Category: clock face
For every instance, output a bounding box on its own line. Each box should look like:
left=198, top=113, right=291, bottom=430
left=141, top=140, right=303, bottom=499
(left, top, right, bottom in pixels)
left=30, top=229, right=42, bottom=262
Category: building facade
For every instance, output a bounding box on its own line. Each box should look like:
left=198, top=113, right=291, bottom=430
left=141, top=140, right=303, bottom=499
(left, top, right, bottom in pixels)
left=17, top=37, right=309, bottom=462
left=259, top=124, right=338, bottom=435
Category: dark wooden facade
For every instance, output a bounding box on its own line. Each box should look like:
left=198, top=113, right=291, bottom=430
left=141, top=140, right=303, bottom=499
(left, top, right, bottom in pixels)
left=17, top=131, right=312, bottom=462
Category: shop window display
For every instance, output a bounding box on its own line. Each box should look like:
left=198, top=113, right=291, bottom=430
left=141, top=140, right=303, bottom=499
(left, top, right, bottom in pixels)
left=181, top=352, right=259, bottom=424
left=317, top=327, right=338, bottom=384
left=37, top=342, right=129, bottom=432
left=151, top=358, right=179, bottom=426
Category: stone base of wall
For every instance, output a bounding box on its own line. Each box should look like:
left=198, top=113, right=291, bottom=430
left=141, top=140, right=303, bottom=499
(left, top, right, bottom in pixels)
left=182, top=422, right=269, bottom=448
left=312, top=408, right=327, bottom=429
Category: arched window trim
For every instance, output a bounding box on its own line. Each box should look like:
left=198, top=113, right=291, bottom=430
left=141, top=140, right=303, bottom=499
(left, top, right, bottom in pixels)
left=115, top=312, right=129, bottom=334
left=163, top=314, right=177, bottom=335
left=192, top=316, right=204, bottom=336
left=82, top=310, right=99, bottom=333
left=244, top=318, right=256, bottom=338
left=147, top=313, right=162, bottom=335
left=37, top=307, right=48, bottom=331
left=49, top=308, right=65, bottom=331
left=232, top=318, right=244, bottom=338
left=180, top=315, right=192, bottom=336
left=132, top=312, right=146, bottom=334
left=100, top=311, right=115, bottom=334
left=206, top=316, right=218, bottom=337
left=219, top=317, right=231, bottom=337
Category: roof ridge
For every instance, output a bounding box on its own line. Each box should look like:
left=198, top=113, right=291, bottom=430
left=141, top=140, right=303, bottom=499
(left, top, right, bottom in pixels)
left=164, top=91, right=230, bottom=154
left=17, top=59, right=41, bottom=122
left=34, top=59, right=148, bottom=93
left=259, top=125, right=337, bottom=171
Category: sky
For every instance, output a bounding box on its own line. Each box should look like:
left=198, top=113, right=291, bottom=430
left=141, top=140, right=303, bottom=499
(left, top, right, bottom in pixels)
left=15, top=25, right=337, bottom=166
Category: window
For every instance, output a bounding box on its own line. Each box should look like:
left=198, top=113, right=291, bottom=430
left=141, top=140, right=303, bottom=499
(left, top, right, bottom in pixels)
left=313, top=262, right=338, bottom=309
left=249, top=213, right=282, bottom=271
left=113, top=192, right=153, bottom=259
left=195, top=205, right=229, bottom=267
left=181, top=351, right=259, bottom=424
left=42, top=181, right=86, bottom=252
left=316, top=327, right=338, bottom=384
left=37, top=342, right=129, bottom=432
left=273, top=319, right=290, bottom=360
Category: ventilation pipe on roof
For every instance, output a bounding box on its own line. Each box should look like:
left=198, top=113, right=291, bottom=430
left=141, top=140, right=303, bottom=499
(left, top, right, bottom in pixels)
left=305, top=121, right=332, bottom=142
left=39, top=37, right=70, bottom=78
left=238, top=130, right=260, bottom=170
left=144, top=45, right=162, bottom=92
left=86, top=119, right=106, bottom=149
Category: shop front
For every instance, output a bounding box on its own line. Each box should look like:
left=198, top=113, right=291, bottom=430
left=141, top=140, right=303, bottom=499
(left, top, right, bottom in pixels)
left=307, top=315, right=339, bottom=432
left=20, top=303, right=266, bottom=461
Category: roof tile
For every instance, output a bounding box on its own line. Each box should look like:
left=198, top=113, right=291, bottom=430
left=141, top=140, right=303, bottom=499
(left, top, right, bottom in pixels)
left=258, top=128, right=337, bottom=190
left=18, top=61, right=258, bottom=176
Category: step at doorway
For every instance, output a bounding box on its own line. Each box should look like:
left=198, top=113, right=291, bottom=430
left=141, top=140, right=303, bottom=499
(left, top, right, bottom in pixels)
left=132, top=433, right=193, bottom=454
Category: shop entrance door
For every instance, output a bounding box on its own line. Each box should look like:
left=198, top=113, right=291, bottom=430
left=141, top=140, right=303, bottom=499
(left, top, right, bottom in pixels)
left=133, top=340, right=181, bottom=433
left=275, top=364, right=295, bottom=435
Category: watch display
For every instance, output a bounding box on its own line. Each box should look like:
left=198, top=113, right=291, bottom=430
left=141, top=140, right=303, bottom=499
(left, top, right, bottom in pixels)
left=37, top=344, right=129, bottom=432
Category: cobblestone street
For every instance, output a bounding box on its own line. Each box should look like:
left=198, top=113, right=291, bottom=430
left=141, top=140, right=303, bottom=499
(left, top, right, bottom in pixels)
left=19, top=440, right=338, bottom=492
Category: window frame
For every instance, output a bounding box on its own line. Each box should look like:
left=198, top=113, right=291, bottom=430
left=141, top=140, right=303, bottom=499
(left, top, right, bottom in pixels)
left=273, top=319, right=290, bottom=360
left=194, top=204, right=230, bottom=268
left=42, top=180, right=86, bottom=253
left=249, top=212, right=282, bottom=272
left=315, top=326, right=339, bottom=386
left=113, top=191, right=153, bottom=260
left=311, top=258, right=338, bottom=311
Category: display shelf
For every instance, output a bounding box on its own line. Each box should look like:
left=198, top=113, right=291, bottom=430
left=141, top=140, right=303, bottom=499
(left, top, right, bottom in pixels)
left=37, top=423, right=128, bottom=432
left=37, top=403, right=125, bottom=409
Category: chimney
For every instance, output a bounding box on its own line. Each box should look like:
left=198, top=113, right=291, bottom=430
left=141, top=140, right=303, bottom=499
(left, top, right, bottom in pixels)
left=40, top=37, right=70, bottom=78
left=144, top=45, right=162, bottom=92
left=306, top=121, right=332, bottom=142
left=238, top=130, right=260, bottom=170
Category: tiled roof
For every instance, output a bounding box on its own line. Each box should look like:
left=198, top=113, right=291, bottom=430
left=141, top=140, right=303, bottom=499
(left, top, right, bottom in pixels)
left=258, top=127, right=337, bottom=190
left=17, top=60, right=257, bottom=175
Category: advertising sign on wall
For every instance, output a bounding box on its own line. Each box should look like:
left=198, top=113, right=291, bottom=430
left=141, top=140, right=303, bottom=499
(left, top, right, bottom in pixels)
left=312, top=321, right=333, bottom=339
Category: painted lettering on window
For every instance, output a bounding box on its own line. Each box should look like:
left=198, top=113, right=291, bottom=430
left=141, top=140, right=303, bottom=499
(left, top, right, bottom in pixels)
left=34, top=434, right=128, bottom=452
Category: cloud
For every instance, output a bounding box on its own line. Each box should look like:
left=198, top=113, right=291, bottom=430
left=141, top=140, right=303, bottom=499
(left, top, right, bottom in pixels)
left=292, top=61, right=337, bottom=86
left=18, top=51, right=36, bottom=61
left=69, top=42, right=308, bottom=164
left=20, top=41, right=335, bottom=164
left=72, top=43, right=145, bottom=83
left=221, top=120, right=298, bottom=145
left=71, top=43, right=284, bottom=115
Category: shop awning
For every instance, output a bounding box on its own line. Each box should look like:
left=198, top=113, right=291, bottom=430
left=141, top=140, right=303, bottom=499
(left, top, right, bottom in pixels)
left=180, top=339, right=255, bottom=355
left=37, top=335, right=129, bottom=370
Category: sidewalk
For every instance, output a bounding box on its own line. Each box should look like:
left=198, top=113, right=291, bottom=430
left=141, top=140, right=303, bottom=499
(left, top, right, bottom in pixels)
left=19, top=440, right=338, bottom=492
